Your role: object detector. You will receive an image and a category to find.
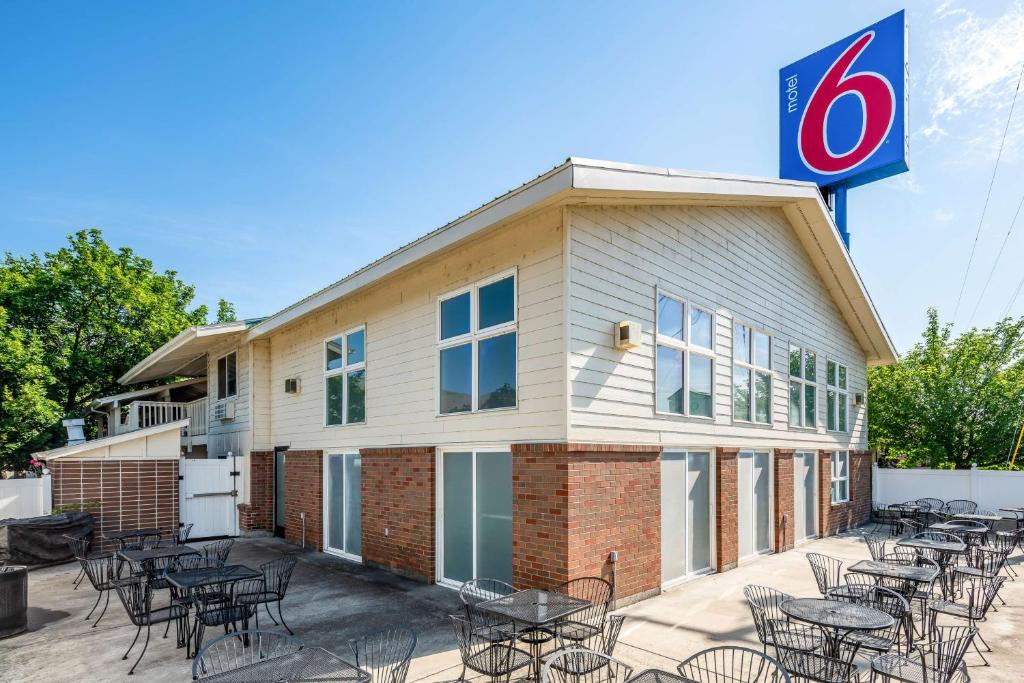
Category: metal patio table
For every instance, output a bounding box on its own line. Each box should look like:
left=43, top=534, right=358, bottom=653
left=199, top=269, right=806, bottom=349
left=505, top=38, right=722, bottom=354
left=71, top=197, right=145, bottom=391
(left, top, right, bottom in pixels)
left=628, top=669, right=699, bottom=683
left=895, top=537, right=966, bottom=554
left=167, top=564, right=263, bottom=657
left=780, top=598, right=893, bottom=657
left=118, top=544, right=199, bottom=563
left=478, top=588, right=592, bottom=681
left=953, top=513, right=1005, bottom=528
left=929, top=522, right=990, bottom=541
left=199, top=647, right=371, bottom=682
left=847, top=559, right=939, bottom=585
left=103, top=527, right=163, bottom=548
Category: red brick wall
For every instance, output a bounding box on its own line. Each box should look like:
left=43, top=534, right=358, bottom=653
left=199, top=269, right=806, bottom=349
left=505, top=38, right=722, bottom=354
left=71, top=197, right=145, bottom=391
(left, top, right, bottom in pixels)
left=359, top=446, right=436, bottom=582
left=239, top=450, right=273, bottom=533
left=50, top=458, right=179, bottom=552
left=818, top=450, right=873, bottom=536
left=773, top=450, right=795, bottom=552
left=511, top=443, right=569, bottom=589
left=715, top=448, right=739, bottom=571
left=283, top=449, right=323, bottom=550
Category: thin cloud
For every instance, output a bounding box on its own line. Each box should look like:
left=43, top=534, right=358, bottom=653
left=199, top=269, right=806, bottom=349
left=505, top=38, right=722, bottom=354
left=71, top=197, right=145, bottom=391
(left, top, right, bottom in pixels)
left=933, top=209, right=955, bottom=223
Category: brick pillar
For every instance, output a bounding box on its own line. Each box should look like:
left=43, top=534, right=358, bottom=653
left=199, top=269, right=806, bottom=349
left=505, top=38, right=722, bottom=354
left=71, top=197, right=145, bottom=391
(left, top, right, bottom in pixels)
left=360, top=446, right=436, bottom=582
left=851, top=451, right=874, bottom=526
left=715, top=448, right=739, bottom=572
left=511, top=443, right=570, bottom=590
left=239, top=450, right=273, bottom=533
left=773, top=450, right=795, bottom=552
left=284, top=450, right=323, bottom=550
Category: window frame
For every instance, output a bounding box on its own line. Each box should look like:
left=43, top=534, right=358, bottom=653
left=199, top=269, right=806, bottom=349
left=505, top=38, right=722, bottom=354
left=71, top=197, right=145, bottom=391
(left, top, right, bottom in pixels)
left=323, top=324, right=367, bottom=427
left=216, top=351, right=238, bottom=401
left=826, top=358, right=850, bottom=433
left=830, top=450, right=850, bottom=504
left=654, top=288, right=716, bottom=420
left=436, top=268, right=518, bottom=416
left=731, top=320, right=772, bottom=425
left=788, top=343, right=818, bottom=430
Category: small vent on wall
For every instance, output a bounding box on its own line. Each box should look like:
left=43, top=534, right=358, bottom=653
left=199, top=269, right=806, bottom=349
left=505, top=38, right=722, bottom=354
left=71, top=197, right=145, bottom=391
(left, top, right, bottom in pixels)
left=284, top=378, right=301, bottom=394
left=613, top=320, right=641, bottom=350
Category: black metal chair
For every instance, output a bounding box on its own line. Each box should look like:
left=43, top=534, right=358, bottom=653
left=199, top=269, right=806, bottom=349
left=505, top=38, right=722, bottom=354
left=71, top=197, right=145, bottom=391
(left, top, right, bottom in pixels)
left=450, top=614, right=532, bottom=683
left=769, top=622, right=859, bottom=683
left=742, top=585, right=824, bottom=656
left=553, top=614, right=625, bottom=656
left=193, top=602, right=256, bottom=659
left=553, top=577, right=614, bottom=645
left=941, top=500, right=978, bottom=517
left=952, top=546, right=1007, bottom=604
left=459, top=578, right=516, bottom=608
left=542, top=648, right=634, bottom=683
left=927, top=575, right=1004, bottom=666
left=845, top=586, right=912, bottom=657
left=806, top=553, right=842, bottom=597
left=233, top=555, right=298, bottom=634
left=991, top=528, right=1020, bottom=579
left=175, top=523, right=195, bottom=546
left=348, top=624, right=417, bottom=683
left=192, top=629, right=303, bottom=680
left=863, top=533, right=886, bottom=561
left=112, top=576, right=189, bottom=675
left=898, top=519, right=923, bottom=537
left=202, top=539, right=234, bottom=567
left=78, top=553, right=119, bottom=627
left=870, top=625, right=975, bottom=683
left=677, top=645, right=791, bottom=683
left=914, top=498, right=944, bottom=522
left=826, top=572, right=875, bottom=603
left=64, top=533, right=105, bottom=590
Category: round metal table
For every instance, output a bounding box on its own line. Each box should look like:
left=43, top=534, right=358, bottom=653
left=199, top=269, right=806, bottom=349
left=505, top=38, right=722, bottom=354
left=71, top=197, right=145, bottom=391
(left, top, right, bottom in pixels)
left=780, top=598, right=894, bottom=656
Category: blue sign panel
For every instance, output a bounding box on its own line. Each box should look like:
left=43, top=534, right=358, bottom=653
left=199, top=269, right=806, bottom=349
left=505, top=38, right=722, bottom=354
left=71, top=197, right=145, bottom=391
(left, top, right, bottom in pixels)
left=779, top=11, right=908, bottom=189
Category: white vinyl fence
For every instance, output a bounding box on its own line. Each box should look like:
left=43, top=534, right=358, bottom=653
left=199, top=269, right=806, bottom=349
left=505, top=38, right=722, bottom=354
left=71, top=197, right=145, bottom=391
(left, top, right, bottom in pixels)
left=0, top=475, right=52, bottom=520
left=874, top=465, right=1024, bottom=511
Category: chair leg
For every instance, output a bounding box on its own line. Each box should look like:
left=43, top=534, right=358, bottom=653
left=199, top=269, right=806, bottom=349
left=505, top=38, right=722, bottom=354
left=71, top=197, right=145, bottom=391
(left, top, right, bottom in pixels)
left=123, top=625, right=142, bottom=660
left=73, top=568, right=84, bottom=589
left=93, top=590, right=110, bottom=628
left=85, top=589, right=102, bottom=621
left=128, top=623, right=151, bottom=675
left=277, top=600, right=293, bottom=636
left=264, top=601, right=279, bottom=625
left=976, top=628, right=993, bottom=653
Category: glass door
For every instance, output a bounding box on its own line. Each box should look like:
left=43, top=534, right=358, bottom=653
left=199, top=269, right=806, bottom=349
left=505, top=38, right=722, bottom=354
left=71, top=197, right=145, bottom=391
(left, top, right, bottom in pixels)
left=273, top=448, right=286, bottom=537
left=738, top=450, right=772, bottom=558
left=438, top=449, right=512, bottom=586
left=793, top=451, right=817, bottom=541
left=326, top=452, right=361, bottom=560
left=661, top=451, right=713, bottom=585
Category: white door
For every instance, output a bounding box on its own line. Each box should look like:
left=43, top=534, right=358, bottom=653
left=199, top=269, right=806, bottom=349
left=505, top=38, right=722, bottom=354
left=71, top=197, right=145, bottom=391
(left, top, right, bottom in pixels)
left=180, top=457, right=238, bottom=538
left=325, top=453, right=361, bottom=561
left=738, top=451, right=772, bottom=558
left=793, top=451, right=818, bottom=541
left=661, top=451, right=713, bottom=585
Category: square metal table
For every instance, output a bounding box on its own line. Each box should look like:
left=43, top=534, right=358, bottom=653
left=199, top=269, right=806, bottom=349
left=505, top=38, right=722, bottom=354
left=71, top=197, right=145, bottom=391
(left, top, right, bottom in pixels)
left=118, top=544, right=199, bottom=564
left=167, top=564, right=263, bottom=657
left=478, top=588, right=592, bottom=680
left=895, top=537, right=966, bottom=554
left=953, top=513, right=1004, bottom=525
left=103, top=527, right=163, bottom=549
left=628, top=669, right=699, bottom=683
left=198, top=647, right=370, bottom=682
left=847, top=559, right=939, bottom=584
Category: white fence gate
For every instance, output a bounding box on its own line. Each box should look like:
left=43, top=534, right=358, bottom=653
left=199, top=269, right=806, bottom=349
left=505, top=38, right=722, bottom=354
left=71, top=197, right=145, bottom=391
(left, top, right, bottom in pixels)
left=180, top=457, right=238, bottom=538
left=874, top=465, right=1024, bottom=512
left=0, top=475, right=52, bottom=519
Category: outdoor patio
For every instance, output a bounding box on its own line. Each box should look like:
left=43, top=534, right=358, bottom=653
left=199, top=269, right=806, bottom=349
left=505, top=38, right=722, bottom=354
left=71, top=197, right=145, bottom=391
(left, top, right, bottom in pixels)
left=2, top=531, right=1022, bottom=682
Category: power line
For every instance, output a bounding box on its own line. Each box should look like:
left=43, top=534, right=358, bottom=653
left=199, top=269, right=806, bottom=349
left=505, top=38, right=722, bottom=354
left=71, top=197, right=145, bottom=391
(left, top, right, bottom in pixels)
left=967, top=189, right=1024, bottom=325
left=1003, top=269, right=1024, bottom=319
left=951, top=61, right=1024, bottom=323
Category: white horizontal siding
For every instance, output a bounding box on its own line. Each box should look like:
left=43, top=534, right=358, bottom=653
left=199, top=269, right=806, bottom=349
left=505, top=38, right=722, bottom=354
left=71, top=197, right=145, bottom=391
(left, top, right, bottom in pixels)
left=206, top=338, right=251, bottom=458
left=567, top=205, right=867, bottom=450
left=266, top=208, right=565, bottom=450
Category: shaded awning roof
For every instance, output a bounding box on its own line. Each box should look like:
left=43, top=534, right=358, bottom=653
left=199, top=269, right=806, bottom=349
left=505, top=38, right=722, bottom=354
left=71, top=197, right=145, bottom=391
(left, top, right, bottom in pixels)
left=118, top=320, right=259, bottom=385
left=92, top=377, right=206, bottom=408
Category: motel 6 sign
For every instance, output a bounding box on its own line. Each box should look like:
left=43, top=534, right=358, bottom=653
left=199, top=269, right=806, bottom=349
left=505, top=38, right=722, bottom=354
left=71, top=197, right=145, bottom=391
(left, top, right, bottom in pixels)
left=779, top=10, right=909, bottom=189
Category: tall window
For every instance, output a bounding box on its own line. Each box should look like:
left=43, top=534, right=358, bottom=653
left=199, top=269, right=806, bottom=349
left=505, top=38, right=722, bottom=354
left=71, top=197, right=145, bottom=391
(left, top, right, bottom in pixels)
left=655, top=292, right=715, bottom=418
left=217, top=352, right=237, bottom=400
left=733, top=323, right=771, bottom=423
left=831, top=451, right=849, bottom=503
left=789, top=344, right=817, bottom=428
left=325, top=326, right=366, bottom=426
left=438, top=272, right=517, bottom=414
left=826, top=359, right=849, bottom=432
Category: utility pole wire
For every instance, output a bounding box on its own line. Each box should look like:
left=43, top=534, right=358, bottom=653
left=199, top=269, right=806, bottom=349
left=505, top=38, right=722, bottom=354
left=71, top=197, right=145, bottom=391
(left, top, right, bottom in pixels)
left=968, top=190, right=1024, bottom=325
left=951, top=62, right=1024, bottom=324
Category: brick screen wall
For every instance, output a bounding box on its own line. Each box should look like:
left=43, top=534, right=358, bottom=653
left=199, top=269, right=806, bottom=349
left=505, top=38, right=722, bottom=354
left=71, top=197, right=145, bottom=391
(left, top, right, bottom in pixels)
left=773, top=450, right=795, bottom=552
left=715, top=448, right=739, bottom=571
left=50, top=458, right=179, bottom=552
left=283, top=449, right=323, bottom=550
left=359, top=446, right=436, bottom=582
left=818, top=450, right=873, bottom=536
left=239, top=449, right=273, bottom=533
left=511, top=443, right=570, bottom=589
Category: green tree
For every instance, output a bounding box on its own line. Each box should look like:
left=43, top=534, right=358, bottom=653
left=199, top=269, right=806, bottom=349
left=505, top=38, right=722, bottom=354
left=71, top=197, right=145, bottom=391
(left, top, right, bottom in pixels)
left=868, top=308, right=1024, bottom=469
left=215, top=298, right=237, bottom=323
left=0, top=229, right=210, bottom=463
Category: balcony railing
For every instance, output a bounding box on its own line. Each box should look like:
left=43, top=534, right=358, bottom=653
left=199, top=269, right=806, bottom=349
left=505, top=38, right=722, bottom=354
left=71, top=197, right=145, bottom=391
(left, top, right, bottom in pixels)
left=111, top=397, right=208, bottom=438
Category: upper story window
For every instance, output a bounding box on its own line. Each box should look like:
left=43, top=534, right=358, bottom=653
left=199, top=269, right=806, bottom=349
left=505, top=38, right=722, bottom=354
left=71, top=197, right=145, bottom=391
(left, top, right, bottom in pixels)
left=438, top=271, right=517, bottom=415
left=831, top=451, right=850, bottom=503
left=217, top=352, right=237, bottom=400
left=789, top=344, right=817, bottom=428
left=325, top=326, right=366, bottom=426
left=733, top=323, right=771, bottom=424
left=826, top=359, right=849, bottom=432
left=655, top=292, right=714, bottom=418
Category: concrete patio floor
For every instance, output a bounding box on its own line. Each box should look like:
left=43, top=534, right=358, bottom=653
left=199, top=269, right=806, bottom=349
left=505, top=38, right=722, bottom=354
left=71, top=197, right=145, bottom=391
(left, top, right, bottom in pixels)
left=1, top=531, right=1022, bottom=682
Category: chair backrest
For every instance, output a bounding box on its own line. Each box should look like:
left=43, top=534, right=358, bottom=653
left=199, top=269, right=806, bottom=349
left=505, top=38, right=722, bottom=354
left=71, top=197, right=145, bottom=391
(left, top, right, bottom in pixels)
left=742, top=585, right=790, bottom=623
left=261, top=555, right=298, bottom=596
left=942, top=500, right=978, bottom=516
left=177, top=523, right=194, bottom=545
left=448, top=613, right=515, bottom=672
left=192, top=630, right=303, bottom=680
left=348, top=625, right=417, bottom=683
left=912, top=531, right=960, bottom=544
left=770, top=622, right=859, bottom=678
left=112, top=577, right=153, bottom=626
left=806, top=553, right=841, bottom=595
left=915, top=498, right=944, bottom=511
left=557, top=577, right=613, bottom=629
left=863, top=533, right=886, bottom=561
left=203, top=539, right=234, bottom=567
left=966, top=575, right=1005, bottom=615
left=64, top=533, right=91, bottom=559
left=458, top=578, right=515, bottom=608
left=917, top=626, right=976, bottom=683
left=78, top=554, right=116, bottom=590
left=898, top=519, right=923, bottom=536
left=542, top=648, right=634, bottom=683
left=678, top=645, right=791, bottom=683
left=863, top=586, right=910, bottom=642
left=965, top=546, right=1005, bottom=576
left=992, top=529, right=1022, bottom=554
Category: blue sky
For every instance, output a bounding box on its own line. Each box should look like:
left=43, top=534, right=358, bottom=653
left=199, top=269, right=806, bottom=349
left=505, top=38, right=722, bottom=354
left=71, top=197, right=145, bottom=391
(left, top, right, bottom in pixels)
left=2, top=1, right=1023, bottom=352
